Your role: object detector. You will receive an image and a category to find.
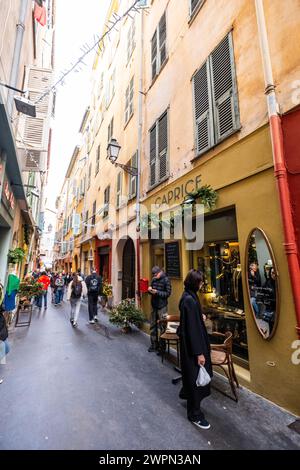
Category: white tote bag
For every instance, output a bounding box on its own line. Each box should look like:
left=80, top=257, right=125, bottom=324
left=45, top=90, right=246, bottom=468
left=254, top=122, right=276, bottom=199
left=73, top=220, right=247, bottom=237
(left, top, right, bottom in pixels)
left=196, top=365, right=211, bottom=387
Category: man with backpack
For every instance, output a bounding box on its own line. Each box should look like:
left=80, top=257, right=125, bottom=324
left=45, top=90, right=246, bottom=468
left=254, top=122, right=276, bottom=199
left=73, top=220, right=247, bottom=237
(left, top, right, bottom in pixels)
left=67, top=273, right=87, bottom=327
left=85, top=269, right=103, bottom=324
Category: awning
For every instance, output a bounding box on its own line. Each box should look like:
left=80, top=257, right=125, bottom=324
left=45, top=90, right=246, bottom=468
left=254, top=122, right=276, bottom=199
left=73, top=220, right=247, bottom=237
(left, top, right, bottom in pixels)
left=0, top=89, right=26, bottom=201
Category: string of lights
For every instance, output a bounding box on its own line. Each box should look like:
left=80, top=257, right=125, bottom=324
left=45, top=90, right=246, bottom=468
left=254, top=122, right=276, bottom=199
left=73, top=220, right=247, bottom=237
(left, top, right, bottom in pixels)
left=34, top=0, right=145, bottom=106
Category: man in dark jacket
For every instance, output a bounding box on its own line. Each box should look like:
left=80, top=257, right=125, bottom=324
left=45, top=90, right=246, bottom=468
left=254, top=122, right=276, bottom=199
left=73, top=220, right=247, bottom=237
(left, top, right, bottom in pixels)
left=148, top=266, right=172, bottom=352
left=85, top=269, right=103, bottom=324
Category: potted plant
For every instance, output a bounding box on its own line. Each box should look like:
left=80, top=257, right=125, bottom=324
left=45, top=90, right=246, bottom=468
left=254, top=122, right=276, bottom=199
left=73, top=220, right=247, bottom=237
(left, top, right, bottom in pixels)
left=18, top=278, right=44, bottom=306
left=109, top=299, right=146, bottom=333
left=7, top=247, right=25, bottom=265
left=102, top=281, right=113, bottom=309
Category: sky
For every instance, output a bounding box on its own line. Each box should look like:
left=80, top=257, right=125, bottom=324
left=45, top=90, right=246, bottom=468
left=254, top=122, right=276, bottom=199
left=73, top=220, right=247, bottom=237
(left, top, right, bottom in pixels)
left=46, top=0, right=111, bottom=211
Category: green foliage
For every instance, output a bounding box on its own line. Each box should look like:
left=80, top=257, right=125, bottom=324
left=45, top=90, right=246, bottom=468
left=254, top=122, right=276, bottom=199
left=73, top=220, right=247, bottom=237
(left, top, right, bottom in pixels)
left=109, top=299, right=146, bottom=329
left=8, top=247, right=25, bottom=264
left=103, top=281, right=113, bottom=297
left=186, top=184, right=218, bottom=210
left=18, top=279, right=44, bottom=300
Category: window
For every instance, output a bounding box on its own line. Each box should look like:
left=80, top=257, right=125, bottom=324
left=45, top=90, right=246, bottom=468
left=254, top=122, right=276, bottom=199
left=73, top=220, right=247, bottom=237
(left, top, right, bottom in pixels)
left=127, top=20, right=136, bottom=63
left=129, top=152, right=138, bottom=199
left=108, top=117, right=114, bottom=144
left=192, top=32, right=240, bottom=157
left=92, top=201, right=96, bottom=226
left=116, top=172, right=123, bottom=209
left=87, top=163, right=92, bottom=189
left=103, top=185, right=110, bottom=218
left=149, top=110, right=168, bottom=188
left=190, top=0, right=206, bottom=17
left=151, top=12, right=167, bottom=81
left=95, top=145, right=100, bottom=175
left=84, top=210, right=88, bottom=234
left=125, top=77, right=134, bottom=124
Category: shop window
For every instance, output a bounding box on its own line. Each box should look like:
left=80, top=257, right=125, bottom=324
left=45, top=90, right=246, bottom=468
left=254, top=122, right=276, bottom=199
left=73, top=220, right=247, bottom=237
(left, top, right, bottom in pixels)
left=149, top=110, right=168, bottom=189
left=192, top=32, right=240, bottom=157
left=151, top=11, right=167, bottom=81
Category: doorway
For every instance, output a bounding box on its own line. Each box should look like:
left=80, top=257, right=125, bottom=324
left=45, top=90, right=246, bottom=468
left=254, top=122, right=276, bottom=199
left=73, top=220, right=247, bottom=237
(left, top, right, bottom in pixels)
left=98, top=246, right=110, bottom=281
left=122, top=238, right=135, bottom=299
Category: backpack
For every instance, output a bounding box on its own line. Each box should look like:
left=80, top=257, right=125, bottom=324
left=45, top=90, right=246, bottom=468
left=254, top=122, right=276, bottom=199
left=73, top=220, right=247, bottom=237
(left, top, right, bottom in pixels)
left=72, top=281, right=82, bottom=298
left=88, top=276, right=99, bottom=294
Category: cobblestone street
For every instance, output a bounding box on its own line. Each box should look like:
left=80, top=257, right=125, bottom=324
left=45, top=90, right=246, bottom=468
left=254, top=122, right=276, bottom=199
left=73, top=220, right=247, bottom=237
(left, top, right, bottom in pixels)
left=0, top=297, right=299, bottom=450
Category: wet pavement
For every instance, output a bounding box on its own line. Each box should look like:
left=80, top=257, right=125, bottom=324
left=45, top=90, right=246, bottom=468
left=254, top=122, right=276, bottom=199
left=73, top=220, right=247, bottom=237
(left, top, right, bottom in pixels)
left=0, top=295, right=299, bottom=450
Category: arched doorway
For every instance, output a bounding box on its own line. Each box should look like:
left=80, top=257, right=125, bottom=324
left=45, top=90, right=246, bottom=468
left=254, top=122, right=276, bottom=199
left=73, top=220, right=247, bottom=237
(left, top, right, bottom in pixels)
left=122, top=238, right=135, bottom=299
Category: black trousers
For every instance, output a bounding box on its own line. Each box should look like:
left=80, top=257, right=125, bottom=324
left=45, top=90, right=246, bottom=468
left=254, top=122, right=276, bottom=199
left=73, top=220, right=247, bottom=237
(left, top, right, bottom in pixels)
left=88, top=294, right=98, bottom=320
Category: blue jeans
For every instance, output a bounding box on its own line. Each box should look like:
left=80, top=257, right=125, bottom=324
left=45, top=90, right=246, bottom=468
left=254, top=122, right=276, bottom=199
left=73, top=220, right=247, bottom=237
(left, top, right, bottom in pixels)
left=55, top=288, right=64, bottom=304
left=37, top=292, right=48, bottom=308
left=0, top=339, right=10, bottom=363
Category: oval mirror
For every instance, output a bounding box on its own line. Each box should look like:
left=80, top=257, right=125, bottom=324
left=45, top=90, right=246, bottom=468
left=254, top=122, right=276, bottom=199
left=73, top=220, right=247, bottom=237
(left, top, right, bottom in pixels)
left=245, top=228, right=279, bottom=340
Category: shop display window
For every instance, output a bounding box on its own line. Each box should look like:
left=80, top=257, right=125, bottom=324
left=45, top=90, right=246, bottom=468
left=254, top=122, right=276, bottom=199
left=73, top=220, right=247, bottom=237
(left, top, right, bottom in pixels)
left=195, top=241, right=248, bottom=362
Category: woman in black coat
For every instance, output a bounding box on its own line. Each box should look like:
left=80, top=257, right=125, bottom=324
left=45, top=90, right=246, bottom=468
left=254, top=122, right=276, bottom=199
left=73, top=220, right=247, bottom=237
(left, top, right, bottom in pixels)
left=178, top=269, right=213, bottom=430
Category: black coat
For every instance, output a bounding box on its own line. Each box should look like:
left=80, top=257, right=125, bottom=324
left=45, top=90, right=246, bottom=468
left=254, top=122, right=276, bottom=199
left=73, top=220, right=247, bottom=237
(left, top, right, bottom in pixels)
left=0, top=312, right=8, bottom=342
left=178, top=290, right=213, bottom=399
left=85, top=274, right=103, bottom=296
left=150, top=273, right=172, bottom=310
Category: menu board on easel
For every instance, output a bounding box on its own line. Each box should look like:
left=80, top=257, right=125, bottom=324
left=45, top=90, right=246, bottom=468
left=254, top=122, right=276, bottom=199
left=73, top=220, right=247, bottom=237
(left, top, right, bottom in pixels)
left=165, top=241, right=181, bottom=278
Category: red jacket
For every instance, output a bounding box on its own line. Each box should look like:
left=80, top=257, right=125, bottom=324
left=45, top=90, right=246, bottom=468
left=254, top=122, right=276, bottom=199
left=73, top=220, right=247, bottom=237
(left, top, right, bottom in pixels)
left=38, top=275, right=50, bottom=291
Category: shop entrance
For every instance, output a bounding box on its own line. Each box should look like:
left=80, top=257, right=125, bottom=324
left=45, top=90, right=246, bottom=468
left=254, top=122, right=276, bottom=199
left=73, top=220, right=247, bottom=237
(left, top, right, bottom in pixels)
left=122, top=238, right=135, bottom=299
left=98, top=246, right=110, bottom=281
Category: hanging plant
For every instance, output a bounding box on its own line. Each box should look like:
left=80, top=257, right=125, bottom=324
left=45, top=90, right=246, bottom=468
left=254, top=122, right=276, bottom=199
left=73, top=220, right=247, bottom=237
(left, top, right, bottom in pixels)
left=185, top=184, right=218, bottom=210
left=7, top=247, right=25, bottom=265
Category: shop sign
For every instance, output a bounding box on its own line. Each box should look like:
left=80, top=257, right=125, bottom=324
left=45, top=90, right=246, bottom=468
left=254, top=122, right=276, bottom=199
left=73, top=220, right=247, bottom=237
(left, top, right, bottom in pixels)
left=154, top=175, right=202, bottom=208
left=1, top=176, right=15, bottom=215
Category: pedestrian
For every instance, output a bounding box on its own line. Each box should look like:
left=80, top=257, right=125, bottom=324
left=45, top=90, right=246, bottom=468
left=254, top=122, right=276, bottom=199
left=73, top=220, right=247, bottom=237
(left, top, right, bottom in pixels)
left=0, top=307, right=10, bottom=384
left=50, top=272, right=56, bottom=303
left=54, top=273, right=65, bottom=306
left=36, top=271, right=50, bottom=310
left=67, top=273, right=87, bottom=328
left=178, top=269, right=213, bottom=430
left=85, top=269, right=103, bottom=324
left=147, top=266, right=172, bottom=353
left=77, top=268, right=85, bottom=281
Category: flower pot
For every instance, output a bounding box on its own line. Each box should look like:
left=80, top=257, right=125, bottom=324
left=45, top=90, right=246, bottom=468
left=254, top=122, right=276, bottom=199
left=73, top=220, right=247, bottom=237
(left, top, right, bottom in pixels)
left=122, top=325, right=132, bottom=334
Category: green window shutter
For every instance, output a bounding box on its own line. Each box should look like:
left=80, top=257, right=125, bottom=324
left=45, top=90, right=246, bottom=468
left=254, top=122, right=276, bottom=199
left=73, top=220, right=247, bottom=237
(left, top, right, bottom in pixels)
left=210, top=32, right=239, bottom=143
left=151, top=30, right=158, bottom=80
left=193, top=60, right=213, bottom=155
left=129, top=152, right=137, bottom=198
left=158, top=111, right=168, bottom=181
left=150, top=126, right=157, bottom=187
left=159, top=13, right=167, bottom=67
left=116, top=172, right=122, bottom=208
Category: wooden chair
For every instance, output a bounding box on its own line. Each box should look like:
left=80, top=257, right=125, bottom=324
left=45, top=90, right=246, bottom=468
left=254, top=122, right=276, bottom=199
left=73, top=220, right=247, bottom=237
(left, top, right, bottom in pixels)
left=210, top=331, right=239, bottom=402
left=158, top=315, right=180, bottom=367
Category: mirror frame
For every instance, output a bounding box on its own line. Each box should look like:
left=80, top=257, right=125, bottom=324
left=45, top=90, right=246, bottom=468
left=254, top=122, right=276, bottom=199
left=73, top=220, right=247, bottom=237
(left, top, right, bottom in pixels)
left=245, top=228, right=280, bottom=340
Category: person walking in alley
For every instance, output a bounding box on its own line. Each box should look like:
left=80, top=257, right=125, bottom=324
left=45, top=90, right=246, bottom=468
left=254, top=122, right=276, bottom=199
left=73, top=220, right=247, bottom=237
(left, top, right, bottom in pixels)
left=85, top=269, right=103, bottom=324
left=36, top=271, right=50, bottom=310
left=148, top=266, right=172, bottom=352
left=178, top=269, right=213, bottom=430
left=54, top=273, right=65, bottom=306
left=67, top=273, right=87, bottom=328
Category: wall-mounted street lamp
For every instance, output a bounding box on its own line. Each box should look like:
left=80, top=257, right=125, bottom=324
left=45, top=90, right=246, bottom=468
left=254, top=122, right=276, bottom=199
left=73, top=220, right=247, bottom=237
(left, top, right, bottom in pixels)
left=0, top=82, right=36, bottom=117
left=107, top=138, right=138, bottom=176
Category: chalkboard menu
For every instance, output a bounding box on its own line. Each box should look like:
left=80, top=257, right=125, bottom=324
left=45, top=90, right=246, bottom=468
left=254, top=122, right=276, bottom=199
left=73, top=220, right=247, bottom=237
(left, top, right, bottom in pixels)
left=165, top=242, right=181, bottom=278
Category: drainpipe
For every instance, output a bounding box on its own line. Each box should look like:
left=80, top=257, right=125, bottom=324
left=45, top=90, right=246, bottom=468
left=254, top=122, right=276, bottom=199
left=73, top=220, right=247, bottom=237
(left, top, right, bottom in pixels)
left=7, top=0, right=30, bottom=117
left=255, top=0, right=300, bottom=338
left=135, top=8, right=144, bottom=306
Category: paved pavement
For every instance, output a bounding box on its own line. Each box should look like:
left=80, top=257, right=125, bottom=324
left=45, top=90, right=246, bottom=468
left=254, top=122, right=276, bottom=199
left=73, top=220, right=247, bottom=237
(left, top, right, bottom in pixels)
left=0, top=295, right=299, bottom=450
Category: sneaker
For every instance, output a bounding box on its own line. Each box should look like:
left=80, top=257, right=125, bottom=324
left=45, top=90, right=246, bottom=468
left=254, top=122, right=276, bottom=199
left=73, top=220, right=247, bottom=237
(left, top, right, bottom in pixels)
left=89, top=320, right=95, bottom=324
left=73, top=322, right=78, bottom=328
left=0, top=378, right=3, bottom=385
left=191, top=419, right=211, bottom=430
left=94, top=316, right=99, bottom=323
left=70, top=318, right=74, bottom=325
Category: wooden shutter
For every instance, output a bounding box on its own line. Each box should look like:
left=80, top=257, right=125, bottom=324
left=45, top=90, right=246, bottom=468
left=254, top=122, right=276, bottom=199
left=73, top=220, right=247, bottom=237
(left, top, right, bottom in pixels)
left=92, top=200, right=96, bottom=225
left=116, top=172, right=122, bottom=208
left=129, top=152, right=137, bottom=198
left=210, top=32, right=239, bottom=142
left=125, top=84, right=130, bottom=123
left=159, top=13, right=167, bottom=67
left=158, top=111, right=168, bottom=181
left=193, top=61, right=213, bottom=155
left=130, top=77, right=134, bottom=116
left=151, top=30, right=158, bottom=80
left=150, top=126, right=157, bottom=187
left=73, top=213, right=81, bottom=236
